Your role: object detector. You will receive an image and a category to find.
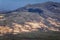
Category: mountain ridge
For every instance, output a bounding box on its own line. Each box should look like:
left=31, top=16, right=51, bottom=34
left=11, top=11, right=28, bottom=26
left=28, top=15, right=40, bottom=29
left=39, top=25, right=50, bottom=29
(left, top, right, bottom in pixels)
left=0, top=1, right=60, bottom=35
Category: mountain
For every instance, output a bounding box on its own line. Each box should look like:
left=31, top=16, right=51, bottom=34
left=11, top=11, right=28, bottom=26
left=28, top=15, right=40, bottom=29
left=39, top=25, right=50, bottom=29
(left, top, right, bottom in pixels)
left=0, top=1, right=60, bottom=35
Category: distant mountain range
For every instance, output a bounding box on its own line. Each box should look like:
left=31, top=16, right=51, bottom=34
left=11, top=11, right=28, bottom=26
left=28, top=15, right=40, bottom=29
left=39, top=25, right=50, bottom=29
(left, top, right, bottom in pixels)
left=0, top=1, right=60, bottom=35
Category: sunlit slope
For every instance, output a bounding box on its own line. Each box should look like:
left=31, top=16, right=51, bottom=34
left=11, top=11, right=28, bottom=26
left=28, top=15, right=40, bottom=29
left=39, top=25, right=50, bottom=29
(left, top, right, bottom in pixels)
left=0, top=1, right=60, bottom=35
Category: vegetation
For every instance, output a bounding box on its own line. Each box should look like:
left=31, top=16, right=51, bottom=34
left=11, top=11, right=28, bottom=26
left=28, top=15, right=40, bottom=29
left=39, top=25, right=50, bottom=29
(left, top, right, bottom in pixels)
left=0, top=31, right=60, bottom=40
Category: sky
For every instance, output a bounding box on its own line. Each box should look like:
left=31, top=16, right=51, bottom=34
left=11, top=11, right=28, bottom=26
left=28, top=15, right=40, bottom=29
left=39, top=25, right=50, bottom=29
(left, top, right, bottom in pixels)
left=0, top=0, right=60, bottom=11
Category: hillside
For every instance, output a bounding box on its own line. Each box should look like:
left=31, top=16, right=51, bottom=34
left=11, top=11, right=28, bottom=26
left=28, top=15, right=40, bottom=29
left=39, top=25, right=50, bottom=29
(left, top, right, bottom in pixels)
left=0, top=1, right=60, bottom=40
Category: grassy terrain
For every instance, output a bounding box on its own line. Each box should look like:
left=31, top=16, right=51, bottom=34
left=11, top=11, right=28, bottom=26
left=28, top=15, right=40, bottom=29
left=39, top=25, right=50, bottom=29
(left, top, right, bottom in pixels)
left=0, top=31, right=60, bottom=40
